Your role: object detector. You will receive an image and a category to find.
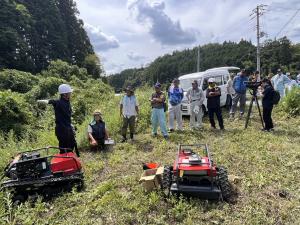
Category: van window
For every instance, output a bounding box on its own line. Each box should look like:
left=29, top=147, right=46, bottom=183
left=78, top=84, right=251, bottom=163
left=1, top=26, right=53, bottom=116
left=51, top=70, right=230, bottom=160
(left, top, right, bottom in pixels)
left=202, top=76, right=223, bottom=90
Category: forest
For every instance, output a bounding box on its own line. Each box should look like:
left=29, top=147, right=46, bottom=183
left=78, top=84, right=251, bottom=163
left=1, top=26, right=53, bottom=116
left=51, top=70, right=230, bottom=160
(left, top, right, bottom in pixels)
left=0, top=0, right=101, bottom=78
left=108, top=38, right=300, bottom=91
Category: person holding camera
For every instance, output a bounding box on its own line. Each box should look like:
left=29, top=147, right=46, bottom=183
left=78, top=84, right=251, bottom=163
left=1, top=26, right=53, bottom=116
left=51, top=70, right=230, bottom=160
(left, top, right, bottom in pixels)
left=261, top=78, right=275, bottom=131
left=230, top=69, right=248, bottom=120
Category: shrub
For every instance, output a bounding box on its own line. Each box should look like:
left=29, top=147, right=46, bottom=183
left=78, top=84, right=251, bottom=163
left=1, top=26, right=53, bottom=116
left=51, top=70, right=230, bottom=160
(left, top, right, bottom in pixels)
left=41, top=60, right=89, bottom=81
left=0, top=69, right=39, bottom=93
left=0, top=90, right=33, bottom=136
left=27, top=76, right=66, bottom=100
left=279, top=87, right=300, bottom=116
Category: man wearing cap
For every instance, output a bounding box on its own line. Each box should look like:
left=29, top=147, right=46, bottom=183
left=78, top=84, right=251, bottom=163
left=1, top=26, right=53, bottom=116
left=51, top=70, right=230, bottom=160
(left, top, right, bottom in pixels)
left=271, top=69, right=290, bottom=98
left=186, top=80, right=205, bottom=129
left=120, top=86, right=139, bottom=142
left=230, top=69, right=248, bottom=120
left=150, top=82, right=168, bottom=138
left=87, top=110, right=109, bottom=150
left=206, top=78, right=224, bottom=130
left=37, top=84, right=79, bottom=156
left=168, top=78, right=184, bottom=132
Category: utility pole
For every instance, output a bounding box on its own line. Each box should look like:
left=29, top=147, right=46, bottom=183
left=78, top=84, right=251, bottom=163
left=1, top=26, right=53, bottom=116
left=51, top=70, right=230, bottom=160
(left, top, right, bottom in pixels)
left=197, top=45, right=200, bottom=72
left=250, top=4, right=267, bottom=80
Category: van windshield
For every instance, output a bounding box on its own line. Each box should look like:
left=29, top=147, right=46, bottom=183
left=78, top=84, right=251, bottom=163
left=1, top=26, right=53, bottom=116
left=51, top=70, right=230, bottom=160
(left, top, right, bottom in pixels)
left=180, top=78, right=202, bottom=91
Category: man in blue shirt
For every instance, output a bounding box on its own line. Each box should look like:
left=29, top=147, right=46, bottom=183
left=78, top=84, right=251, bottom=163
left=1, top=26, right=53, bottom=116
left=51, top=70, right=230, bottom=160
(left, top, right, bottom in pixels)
left=230, top=69, right=248, bottom=119
left=168, top=78, right=184, bottom=132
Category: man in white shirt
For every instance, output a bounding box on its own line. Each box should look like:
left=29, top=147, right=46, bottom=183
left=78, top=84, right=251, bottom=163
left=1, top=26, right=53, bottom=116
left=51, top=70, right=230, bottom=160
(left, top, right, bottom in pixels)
left=120, top=86, right=139, bottom=142
left=226, top=73, right=235, bottom=111
left=186, top=80, right=205, bottom=129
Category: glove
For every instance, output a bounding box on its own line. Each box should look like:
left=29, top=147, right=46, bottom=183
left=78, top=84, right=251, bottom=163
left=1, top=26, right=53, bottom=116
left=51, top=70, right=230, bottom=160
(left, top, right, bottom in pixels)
left=37, top=100, right=49, bottom=104
left=193, top=105, right=200, bottom=114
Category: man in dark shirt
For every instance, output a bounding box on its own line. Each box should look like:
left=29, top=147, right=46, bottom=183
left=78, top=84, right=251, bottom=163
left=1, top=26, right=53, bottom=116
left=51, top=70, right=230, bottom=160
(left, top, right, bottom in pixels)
left=261, top=78, right=274, bottom=131
left=150, top=82, right=168, bottom=138
left=206, top=78, right=224, bottom=130
left=38, top=84, right=79, bottom=156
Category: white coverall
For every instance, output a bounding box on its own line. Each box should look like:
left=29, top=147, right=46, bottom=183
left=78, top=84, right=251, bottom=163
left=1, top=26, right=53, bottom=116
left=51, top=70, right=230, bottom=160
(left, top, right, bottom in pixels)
left=186, top=87, right=205, bottom=128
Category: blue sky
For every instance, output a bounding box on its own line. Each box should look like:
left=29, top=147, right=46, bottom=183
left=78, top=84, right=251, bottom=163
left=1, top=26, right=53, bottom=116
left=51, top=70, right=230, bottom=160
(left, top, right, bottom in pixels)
left=74, top=0, right=300, bottom=74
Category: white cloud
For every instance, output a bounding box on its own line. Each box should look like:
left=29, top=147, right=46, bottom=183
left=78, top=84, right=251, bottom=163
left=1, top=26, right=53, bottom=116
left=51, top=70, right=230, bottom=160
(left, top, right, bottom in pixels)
left=75, top=0, right=300, bottom=74
left=84, top=23, right=120, bottom=51
left=127, top=51, right=146, bottom=60
left=127, top=0, right=197, bottom=45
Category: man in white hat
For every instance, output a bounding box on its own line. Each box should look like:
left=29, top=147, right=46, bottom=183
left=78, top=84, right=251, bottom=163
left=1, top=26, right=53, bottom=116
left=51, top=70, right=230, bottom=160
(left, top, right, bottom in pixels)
left=206, top=78, right=224, bottom=130
left=37, top=84, right=79, bottom=156
left=186, top=80, right=205, bottom=129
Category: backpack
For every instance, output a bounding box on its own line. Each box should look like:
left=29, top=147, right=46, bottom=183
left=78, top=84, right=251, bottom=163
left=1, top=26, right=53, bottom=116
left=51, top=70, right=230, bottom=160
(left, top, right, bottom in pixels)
left=272, top=90, right=280, bottom=105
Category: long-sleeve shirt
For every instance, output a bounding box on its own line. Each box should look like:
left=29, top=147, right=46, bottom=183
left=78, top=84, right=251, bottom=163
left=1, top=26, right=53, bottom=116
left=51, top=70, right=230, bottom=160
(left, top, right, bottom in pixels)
left=271, top=74, right=290, bottom=96
left=262, top=85, right=274, bottom=108
left=186, top=87, right=205, bottom=105
left=168, top=86, right=183, bottom=106
left=48, top=98, right=72, bottom=128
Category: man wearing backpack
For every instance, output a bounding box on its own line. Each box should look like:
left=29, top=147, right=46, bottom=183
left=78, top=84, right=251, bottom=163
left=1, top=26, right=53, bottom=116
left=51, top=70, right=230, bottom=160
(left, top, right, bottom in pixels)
left=230, top=69, right=248, bottom=120
left=261, top=78, right=275, bottom=131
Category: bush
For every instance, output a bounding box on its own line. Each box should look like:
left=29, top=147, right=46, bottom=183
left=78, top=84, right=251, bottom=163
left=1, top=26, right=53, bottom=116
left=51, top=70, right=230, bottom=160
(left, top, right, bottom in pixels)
left=0, top=90, right=33, bottom=136
left=41, top=60, right=89, bottom=81
left=0, top=69, right=39, bottom=93
left=279, top=87, right=300, bottom=116
left=27, top=76, right=66, bottom=100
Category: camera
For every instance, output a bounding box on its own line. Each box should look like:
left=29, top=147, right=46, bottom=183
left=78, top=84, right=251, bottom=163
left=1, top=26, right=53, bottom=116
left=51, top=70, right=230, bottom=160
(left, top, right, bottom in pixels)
left=243, top=81, right=261, bottom=90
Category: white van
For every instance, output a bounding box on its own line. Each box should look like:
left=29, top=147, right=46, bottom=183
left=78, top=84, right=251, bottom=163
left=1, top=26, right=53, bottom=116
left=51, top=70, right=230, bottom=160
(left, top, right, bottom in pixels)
left=179, top=67, right=240, bottom=115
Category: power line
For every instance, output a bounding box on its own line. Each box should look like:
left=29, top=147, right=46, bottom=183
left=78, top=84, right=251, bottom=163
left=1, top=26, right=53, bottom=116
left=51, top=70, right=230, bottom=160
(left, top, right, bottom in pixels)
left=275, top=9, right=300, bottom=39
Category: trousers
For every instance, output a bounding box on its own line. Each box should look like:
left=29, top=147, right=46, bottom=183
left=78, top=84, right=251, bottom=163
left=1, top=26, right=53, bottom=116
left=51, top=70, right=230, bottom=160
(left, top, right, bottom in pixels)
left=55, top=126, right=76, bottom=153
left=168, top=103, right=183, bottom=130
left=263, top=106, right=273, bottom=130
left=190, top=101, right=203, bottom=128
left=121, top=116, right=136, bottom=137
left=208, top=107, right=224, bottom=129
left=151, top=108, right=168, bottom=136
left=230, top=92, right=246, bottom=115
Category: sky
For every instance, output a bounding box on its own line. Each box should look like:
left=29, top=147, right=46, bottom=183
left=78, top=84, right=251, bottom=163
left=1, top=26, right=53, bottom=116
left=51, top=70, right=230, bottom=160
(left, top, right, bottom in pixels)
left=74, top=0, right=300, bottom=75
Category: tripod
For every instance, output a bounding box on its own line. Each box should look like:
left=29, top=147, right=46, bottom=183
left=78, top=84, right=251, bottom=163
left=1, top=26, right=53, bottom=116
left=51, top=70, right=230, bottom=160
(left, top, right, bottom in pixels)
left=244, top=89, right=264, bottom=129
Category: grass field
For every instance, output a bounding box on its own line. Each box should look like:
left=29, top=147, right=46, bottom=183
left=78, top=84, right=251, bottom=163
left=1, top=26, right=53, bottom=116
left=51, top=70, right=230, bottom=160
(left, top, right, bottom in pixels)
left=0, top=91, right=300, bottom=225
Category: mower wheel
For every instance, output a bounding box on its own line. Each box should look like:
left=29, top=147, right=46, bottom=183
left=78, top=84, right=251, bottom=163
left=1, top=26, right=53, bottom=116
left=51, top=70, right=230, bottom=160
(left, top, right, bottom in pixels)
left=216, top=167, right=231, bottom=201
left=161, top=166, right=172, bottom=197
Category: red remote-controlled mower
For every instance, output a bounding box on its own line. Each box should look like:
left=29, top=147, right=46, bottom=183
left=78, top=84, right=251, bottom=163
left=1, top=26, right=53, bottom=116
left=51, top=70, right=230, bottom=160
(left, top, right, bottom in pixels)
left=0, top=147, right=84, bottom=204
left=162, top=144, right=231, bottom=201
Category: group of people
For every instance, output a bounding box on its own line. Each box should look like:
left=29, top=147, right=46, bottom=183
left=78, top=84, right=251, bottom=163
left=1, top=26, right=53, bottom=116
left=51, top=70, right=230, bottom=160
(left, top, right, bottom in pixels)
left=38, top=68, right=300, bottom=153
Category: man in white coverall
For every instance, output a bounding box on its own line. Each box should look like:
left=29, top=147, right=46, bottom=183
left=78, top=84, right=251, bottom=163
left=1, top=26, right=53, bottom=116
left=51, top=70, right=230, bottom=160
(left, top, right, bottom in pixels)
left=186, top=80, right=205, bottom=129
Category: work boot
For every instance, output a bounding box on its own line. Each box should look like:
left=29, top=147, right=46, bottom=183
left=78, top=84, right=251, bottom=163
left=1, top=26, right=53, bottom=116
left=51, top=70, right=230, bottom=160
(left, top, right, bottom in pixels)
left=130, top=133, right=134, bottom=140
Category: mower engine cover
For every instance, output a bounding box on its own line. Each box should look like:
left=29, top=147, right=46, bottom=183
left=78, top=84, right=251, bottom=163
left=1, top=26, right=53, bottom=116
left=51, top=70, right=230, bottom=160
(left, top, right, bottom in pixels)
left=50, top=152, right=82, bottom=175
left=165, top=144, right=231, bottom=200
